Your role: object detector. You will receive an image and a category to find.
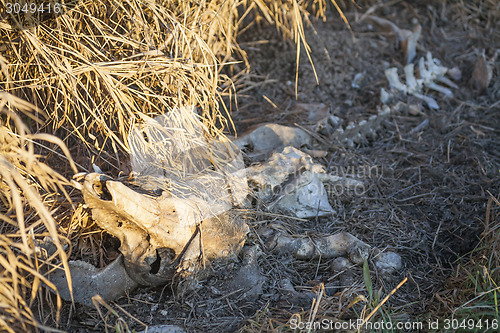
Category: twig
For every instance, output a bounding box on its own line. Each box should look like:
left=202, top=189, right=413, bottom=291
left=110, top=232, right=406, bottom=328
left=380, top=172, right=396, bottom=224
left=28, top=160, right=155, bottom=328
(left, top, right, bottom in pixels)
left=360, top=277, right=408, bottom=326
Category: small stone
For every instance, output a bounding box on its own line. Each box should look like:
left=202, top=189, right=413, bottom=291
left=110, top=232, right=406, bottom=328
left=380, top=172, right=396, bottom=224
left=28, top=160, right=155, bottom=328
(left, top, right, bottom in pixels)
left=447, top=66, right=462, bottom=81
left=331, top=257, right=352, bottom=273
left=374, top=251, right=402, bottom=276
left=347, top=243, right=371, bottom=265
left=408, top=104, right=422, bottom=116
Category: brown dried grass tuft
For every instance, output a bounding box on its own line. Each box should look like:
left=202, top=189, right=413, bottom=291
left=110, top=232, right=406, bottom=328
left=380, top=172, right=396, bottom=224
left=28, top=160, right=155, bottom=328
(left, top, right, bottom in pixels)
left=0, top=0, right=346, bottom=154
left=1, top=0, right=235, bottom=153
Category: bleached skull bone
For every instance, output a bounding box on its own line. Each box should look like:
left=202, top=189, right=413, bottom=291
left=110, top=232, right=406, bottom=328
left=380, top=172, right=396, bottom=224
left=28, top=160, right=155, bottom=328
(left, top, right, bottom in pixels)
left=76, top=173, right=249, bottom=286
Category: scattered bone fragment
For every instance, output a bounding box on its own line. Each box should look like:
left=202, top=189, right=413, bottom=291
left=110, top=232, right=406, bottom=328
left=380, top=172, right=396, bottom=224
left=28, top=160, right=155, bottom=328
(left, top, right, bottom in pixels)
left=246, top=146, right=361, bottom=217
left=385, top=68, right=408, bottom=93
left=246, top=146, right=321, bottom=201
left=411, top=92, right=439, bottom=110
left=384, top=52, right=458, bottom=109
left=380, top=88, right=391, bottom=104
left=279, top=278, right=315, bottom=306
left=260, top=226, right=403, bottom=281
left=264, top=229, right=371, bottom=264
left=49, top=255, right=138, bottom=307
left=234, top=123, right=311, bottom=157
left=228, top=245, right=266, bottom=302
left=315, top=107, right=392, bottom=147
left=410, top=118, right=429, bottom=134
left=363, top=16, right=412, bottom=42
left=363, top=16, right=420, bottom=64
left=268, top=171, right=335, bottom=218
left=402, top=24, right=421, bottom=64
left=408, top=104, right=422, bottom=116
left=74, top=172, right=248, bottom=287
left=373, top=251, right=402, bottom=277
left=352, top=73, right=364, bottom=89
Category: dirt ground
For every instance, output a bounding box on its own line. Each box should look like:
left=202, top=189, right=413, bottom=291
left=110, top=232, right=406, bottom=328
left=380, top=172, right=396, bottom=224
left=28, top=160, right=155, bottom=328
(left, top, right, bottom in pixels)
left=54, top=1, right=500, bottom=332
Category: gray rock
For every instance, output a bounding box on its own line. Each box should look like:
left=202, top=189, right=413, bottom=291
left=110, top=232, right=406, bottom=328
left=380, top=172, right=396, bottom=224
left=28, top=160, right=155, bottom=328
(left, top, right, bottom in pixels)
left=374, top=251, right=402, bottom=276
left=331, top=257, right=352, bottom=273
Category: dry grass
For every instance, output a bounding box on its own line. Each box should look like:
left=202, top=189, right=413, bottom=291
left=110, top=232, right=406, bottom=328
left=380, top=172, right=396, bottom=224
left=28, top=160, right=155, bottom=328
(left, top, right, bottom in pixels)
left=0, top=92, right=76, bottom=332
left=0, top=0, right=345, bottom=156
left=435, top=194, right=500, bottom=328
left=1, top=0, right=235, bottom=154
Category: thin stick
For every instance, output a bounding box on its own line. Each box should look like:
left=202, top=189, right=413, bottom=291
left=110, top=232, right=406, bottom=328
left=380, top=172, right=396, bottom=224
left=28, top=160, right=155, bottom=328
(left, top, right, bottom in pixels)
left=360, top=277, right=408, bottom=326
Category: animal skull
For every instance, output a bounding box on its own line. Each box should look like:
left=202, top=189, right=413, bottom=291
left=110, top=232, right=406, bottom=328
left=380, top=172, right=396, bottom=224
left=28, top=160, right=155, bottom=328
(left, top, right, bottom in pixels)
left=75, top=172, right=249, bottom=286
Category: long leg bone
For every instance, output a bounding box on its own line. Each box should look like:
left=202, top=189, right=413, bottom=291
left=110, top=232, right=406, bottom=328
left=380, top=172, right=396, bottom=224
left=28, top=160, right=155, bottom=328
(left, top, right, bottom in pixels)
left=263, top=229, right=371, bottom=264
